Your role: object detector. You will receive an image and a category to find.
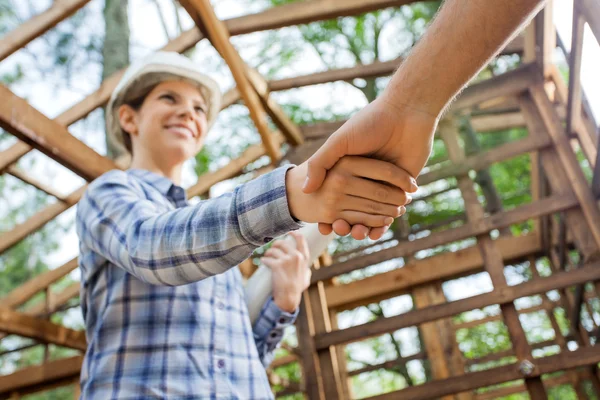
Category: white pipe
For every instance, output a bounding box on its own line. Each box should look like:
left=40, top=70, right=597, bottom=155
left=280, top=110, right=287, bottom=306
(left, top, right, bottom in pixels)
left=245, top=224, right=335, bottom=323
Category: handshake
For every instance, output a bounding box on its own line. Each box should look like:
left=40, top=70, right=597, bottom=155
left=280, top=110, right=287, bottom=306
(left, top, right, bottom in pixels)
left=285, top=155, right=417, bottom=240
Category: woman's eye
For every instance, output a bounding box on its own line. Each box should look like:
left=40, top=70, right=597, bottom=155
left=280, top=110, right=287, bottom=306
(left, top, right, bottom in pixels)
left=160, top=94, right=175, bottom=102
left=195, top=106, right=206, bottom=114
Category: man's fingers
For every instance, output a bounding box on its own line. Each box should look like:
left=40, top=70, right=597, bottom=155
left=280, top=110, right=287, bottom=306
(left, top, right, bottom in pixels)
left=331, top=220, right=351, bottom=236
left=368, top=225, right=389, bottom=240
left=346, top=176, right=410, bottom=206
left=350, top=224, right=370, bottom=240
left=343, top=196, right=403, bottom=218
left=319, top=223, right=334, bottom=235
left=339, top=157, right=418, bottom=193
left=338, top=211, right=395, bottom=227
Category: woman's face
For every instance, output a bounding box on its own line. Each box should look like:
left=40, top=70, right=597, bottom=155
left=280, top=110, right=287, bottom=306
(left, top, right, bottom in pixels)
left=120, top=80, right=209, bottom=165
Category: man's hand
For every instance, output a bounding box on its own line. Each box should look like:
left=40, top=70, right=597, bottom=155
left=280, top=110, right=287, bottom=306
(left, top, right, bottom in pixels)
left=262, top=232, right=311, bottom=313
left=286, top=155, right=416, bottom=229
left=300, top=0, right=544, bottom=240
left=304, top=96, right=436, bottom=239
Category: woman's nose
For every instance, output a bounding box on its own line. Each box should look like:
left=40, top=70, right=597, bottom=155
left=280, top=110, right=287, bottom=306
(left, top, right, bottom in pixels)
left=177, top=103, right=195, bottom=119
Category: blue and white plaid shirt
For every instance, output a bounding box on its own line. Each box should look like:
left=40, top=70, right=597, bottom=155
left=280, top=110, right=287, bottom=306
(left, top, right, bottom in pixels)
left=76, top=166, right=303, bottom=399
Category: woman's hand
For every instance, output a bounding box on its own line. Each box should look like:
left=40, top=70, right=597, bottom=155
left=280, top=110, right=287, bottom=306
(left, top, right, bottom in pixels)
left=261, top=231, right=312, bottom=313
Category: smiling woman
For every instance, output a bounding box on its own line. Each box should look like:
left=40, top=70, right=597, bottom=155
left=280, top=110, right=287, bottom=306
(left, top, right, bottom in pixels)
left=117, top=80, right=209, bottom=179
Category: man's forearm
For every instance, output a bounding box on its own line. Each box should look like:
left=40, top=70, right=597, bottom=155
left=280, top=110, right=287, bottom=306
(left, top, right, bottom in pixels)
left=384, top=0, right=545, bottom=116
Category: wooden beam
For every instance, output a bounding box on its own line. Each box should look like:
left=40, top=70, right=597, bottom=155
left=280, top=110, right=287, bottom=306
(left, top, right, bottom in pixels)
left=581, top=0, right=600, bottom=43
left=326, top=234, right=540, bottom=311
left=270, top=57, right=402, bottom=92
left=533, top=1, right=555, bottom=77
left=347, top=352, right=426, bottom=376
left=475, top=373, right=581, bottom=400
left=502, top=34, right=525, bottom=55
left=529, top=85, right=600, bottom=249
left=0, top=282, right=81, bottom=343
left=419, top=132, right=551, bottom=185
left=1, top=258, right=78, bottom=309
left=306, top=257, right=343, bottom=399
left=0, top=81, right=127, bottom=178
left=314, top=260, right=600, bottom=349
left=518, top=92, right=599, bottom=259
left=180, top=0, right=281, bottom=163
left=245, top=68, right=304, bottom=146
left=275, top=383, right=302, bottom=398
left=0, top=0, right=91, bottom=62
left=566, top=0, right=585, bottom=140
left=528, top=257, right=591, bottom=399
left=455, top=301, right=557, bottom=332
left=314, top=192, right=576, bottom=283
left=0, top=356, right=82, bottom=397
left=0, top=186, right=86, bottom=255
left=350, top=337, right=569, bottom=383
left=32, top=283, right=80, bottom=317
left=0, top=142, right=31, bottom=172
left=452, top=63, right=541, bottom=111
left=439, top=121, right=546, bottom=398
left=470, top=106, right=565, bottom=132
left=295, top=295, right=321, bottom=400
left=412, top=285, right=456, bottom=400
left=365, top=345, right=600, bottom=400
left=0, top=307, right=86, bottom=351
left=6, top=166, right=66, bottom=201
left=549, top=66, right=597, bottom=162
left=228, top=0, right=416, bottom=33
left=0, top=85, right=117, bottom=181
left=269, top=353, right=297, bottom=370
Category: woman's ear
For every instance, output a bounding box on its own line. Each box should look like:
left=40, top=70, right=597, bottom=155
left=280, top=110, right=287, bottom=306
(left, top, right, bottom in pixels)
left=118, top=104, right=139, bottom=137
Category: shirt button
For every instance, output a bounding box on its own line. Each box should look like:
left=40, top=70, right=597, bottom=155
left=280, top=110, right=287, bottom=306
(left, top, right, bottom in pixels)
left=278, top=317, right=287, bottom=324
left=217, top=302, right=225, bottom=310
left=270, top=331, right=278, bottom=338
left=217, top=359, right=225, bottom=369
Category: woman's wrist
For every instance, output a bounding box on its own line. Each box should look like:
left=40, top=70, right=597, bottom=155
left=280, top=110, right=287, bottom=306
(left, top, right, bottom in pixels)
left=273, top=293, right=301, bottom=314
left=285, top=163, right=310, bottom=222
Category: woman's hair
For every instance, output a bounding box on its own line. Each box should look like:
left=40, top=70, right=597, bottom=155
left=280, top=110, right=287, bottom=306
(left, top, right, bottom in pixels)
left=120, top=84, right=158, bottom=155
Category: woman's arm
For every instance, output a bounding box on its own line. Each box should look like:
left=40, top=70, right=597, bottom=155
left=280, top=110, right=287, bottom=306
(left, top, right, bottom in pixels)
left=77, top=167, right=302, bottom=286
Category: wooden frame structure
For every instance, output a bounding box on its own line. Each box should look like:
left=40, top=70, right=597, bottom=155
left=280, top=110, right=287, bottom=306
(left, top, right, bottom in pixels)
left=1, top=0, right=599, bottom=398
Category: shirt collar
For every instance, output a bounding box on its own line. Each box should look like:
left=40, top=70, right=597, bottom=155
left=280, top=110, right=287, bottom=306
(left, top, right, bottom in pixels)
left=127, top=169, right=188, bottom=206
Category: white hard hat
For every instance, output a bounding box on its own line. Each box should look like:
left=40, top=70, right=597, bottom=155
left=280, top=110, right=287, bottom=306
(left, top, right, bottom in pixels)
left=105, top=51, right=222, bottom=156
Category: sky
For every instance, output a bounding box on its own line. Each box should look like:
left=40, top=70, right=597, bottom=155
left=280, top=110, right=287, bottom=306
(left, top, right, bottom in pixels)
left=0, top=0, right=599, bottom=366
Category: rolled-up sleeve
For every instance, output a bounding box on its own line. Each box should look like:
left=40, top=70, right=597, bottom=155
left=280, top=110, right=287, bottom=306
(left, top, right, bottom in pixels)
left=76, top=167, right=303, bottom=286
left=252, top=296, right=298, bottom=367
